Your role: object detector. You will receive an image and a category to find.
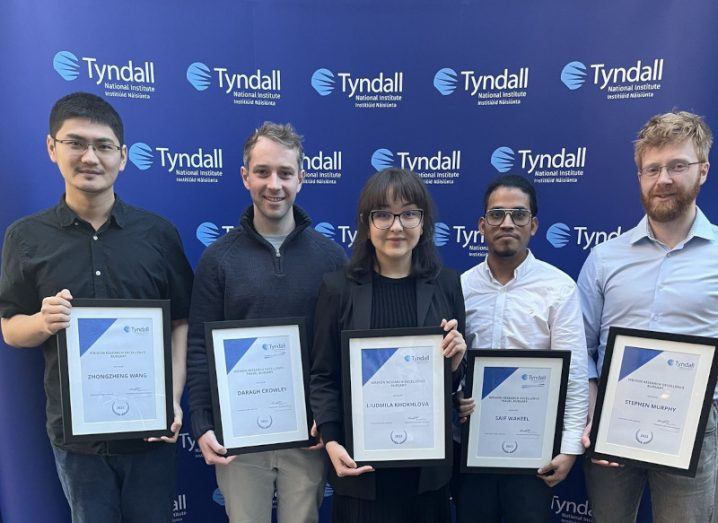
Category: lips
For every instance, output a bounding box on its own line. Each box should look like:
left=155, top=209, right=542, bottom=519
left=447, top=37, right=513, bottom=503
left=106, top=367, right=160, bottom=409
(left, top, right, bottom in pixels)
left=263, top=195, right=285, bottom=203
left=496, top=234, right=519, bottom=240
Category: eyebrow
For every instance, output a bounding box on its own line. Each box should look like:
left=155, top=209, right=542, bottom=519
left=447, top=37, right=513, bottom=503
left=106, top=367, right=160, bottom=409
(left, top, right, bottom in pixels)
left=61, top=133, right=116, bottom=143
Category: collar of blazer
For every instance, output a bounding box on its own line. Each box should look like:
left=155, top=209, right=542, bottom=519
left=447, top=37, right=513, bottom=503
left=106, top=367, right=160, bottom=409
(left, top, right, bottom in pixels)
left=350, top=270, right=437, bottom=329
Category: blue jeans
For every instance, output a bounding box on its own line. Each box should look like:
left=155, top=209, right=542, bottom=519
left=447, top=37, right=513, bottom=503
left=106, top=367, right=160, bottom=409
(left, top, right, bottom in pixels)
left=52, top=444, right=176, bottom=523
left=585, top=402, right=717, bottom=523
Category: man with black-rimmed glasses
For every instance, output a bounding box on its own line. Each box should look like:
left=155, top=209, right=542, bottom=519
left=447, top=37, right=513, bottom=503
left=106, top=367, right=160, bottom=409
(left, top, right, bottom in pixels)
left=452, top=174, right=588, bottom=523
left=0, top=92, right=193, bottom=522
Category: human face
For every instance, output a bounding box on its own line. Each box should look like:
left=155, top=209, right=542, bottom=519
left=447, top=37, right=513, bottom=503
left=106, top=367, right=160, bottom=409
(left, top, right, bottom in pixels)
left=368, top=198, right=423, bottom=271
left=47, top=118, right=127, bottom=198
left=479, top=187, right=537, bottom=259
left=638, top=139, right=708, bottom=223
left=241, top=137, right=304, bottom=232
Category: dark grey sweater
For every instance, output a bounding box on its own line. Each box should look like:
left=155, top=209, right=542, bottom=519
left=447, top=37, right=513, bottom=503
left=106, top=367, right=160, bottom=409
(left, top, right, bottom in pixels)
left=187, top=205, right=346, bottom=438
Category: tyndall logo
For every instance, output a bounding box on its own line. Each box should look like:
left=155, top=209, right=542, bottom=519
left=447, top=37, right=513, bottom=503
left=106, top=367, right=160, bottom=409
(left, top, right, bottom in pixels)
left=560, top=58, right=664, bottom=101
left=128, top=142, right=224, bottom=184
left=433, top=66, right=529, bottom=106
left=311, top=67, right=404, bottom=109
left=186, top=62, right=282, bottom=107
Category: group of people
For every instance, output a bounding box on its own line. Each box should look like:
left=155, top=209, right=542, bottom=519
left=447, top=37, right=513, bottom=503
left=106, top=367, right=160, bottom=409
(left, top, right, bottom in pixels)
left=0, top=91, right=715, bottom=523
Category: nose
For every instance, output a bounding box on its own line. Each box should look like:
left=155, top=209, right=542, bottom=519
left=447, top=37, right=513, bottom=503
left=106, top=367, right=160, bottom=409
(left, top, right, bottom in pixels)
left=267, top=172, right=281, bottom=190
left=499, top=213, right=515, bottom=228
left=655, top=165, right=673, bottom=184
left=389, top=214, right=404, bottom=231
left=79, top=144, right=100, bottom=164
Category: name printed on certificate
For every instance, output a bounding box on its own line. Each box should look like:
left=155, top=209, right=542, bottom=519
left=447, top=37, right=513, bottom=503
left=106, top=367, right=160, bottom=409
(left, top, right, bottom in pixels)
left=78, top=317, right=156, bottom=423
left=608, top=345, right=698, bottom=455
left=224, top=335, right=297, bottom=437
left=361, top=346, right=435, bottom=451
left=476, top=367, right=550, bottom=459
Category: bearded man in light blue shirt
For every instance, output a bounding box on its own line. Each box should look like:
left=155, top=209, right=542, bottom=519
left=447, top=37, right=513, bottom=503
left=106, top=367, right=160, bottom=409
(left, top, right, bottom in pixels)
left=578, top=110, right=717, bottom=523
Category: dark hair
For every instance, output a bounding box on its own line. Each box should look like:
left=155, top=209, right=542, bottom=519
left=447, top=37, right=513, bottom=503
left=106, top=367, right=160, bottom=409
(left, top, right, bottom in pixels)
left=49, top=92, right=124, bottom=144
left=347, top=168, right=441, bottom=280
left=483, top=174, right=538, bottom=216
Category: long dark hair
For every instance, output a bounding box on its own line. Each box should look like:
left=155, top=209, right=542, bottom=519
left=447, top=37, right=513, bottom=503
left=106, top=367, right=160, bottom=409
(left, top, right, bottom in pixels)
left=347, top=168, right=441, bottom=280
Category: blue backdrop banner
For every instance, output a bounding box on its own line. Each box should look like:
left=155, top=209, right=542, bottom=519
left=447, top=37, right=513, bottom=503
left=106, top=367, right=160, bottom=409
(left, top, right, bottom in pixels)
left=1, top=1, right=716, bottom=522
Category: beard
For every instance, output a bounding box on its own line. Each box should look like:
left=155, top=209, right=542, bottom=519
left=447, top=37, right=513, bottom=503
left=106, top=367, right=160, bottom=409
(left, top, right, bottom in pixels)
left=641, top=176, right=701, bottom=223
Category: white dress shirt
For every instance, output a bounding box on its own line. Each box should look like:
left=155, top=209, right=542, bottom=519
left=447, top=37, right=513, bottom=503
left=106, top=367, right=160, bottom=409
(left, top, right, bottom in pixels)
left=577, top=207, right=718, bottom=400
left=462, top=251, right=589, bottom=455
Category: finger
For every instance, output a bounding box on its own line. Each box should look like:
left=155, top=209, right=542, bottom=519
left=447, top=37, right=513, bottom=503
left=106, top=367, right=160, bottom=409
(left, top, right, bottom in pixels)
left=57, top=289, right=74, bottom=300
left=459, top=416, right=467, bottom=424
left=341, top=465, right=374, bottom=476
left=310, top=424, right=318, bottom=438
left=339, top=453, right=357, bottom=469
left=440, top=318, right=448, bottom=328
left=302, top=441, right=325, bottom=451
left=443, top=319, right=458, bottom=331
left=209, top=454, right=236, bottom=465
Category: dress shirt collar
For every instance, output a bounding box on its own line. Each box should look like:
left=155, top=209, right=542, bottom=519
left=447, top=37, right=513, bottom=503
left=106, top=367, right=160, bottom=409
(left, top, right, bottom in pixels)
left=629, top=207, right=715, bottom=245
left=482, top=249, right=535, bottom=285
left=55, top=194, right=127, bottom=229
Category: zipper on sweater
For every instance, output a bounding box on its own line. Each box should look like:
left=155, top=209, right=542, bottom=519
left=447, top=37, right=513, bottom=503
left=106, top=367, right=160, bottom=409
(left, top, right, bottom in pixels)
left=274, top=249, right=282, bottom=273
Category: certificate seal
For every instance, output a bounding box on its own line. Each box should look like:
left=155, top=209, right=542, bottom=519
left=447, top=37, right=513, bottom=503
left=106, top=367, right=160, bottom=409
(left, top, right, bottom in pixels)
left=257, top=415, right=273, bottom=429
left=634, top=428, right=654, bottom=445
left=112, top=399, right=130, bottom=416
left=390, top=430, right=408, bottom=445
left=501, top=440, right=519, bottom=454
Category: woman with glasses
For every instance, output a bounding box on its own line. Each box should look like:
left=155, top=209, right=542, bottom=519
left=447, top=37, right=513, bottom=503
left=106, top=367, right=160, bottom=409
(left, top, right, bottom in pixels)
left=310, top=168, right=467, bottom=522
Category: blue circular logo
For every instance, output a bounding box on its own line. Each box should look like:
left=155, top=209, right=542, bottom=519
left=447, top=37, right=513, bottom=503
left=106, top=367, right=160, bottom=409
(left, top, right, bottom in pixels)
left=490, top=146, right=515, bottom=173
left=433, top=222, right=451, bottom=247
left=311, top=68, right=335, bottom=96
left=546, top=223, right=572, bottom=248
left=371, top=148, right=394, bottom=171
left=314, top=222, right=336, bottom=239
left=196, top=222, right=221, bottom=247
left=53, top=51, right=80, bottom=81
left=433, top=68, right=458, bottom=95
left=128, top=142, right=154, bottom=171
left=561, top=61, right=587, bottom=90
left=186, top=62, right=212, bottom=91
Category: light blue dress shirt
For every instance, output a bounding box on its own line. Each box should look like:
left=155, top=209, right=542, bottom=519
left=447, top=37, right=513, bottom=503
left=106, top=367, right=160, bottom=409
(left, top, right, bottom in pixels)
left=577, top=207, right=718, bottom=399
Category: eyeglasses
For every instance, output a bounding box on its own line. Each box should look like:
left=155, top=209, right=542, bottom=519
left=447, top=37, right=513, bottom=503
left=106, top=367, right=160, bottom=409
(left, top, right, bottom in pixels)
left=484, top=208, right=532, bottom=226
left=53, top=138, right=122, bottom=156
left=369, top=209, right=424, bottom=230
left=639, top=161, right=703, bottom=179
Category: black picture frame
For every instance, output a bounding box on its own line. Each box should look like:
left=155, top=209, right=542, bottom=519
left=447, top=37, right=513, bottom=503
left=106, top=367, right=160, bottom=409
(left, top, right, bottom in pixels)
left=460, top=349, right=570, bottom=474
left=341, top=326, right=451, bottom=468
left=588, top=327, right=718, bottom=477
left=204, top=317, right=313, bottom=455
left=57, top=299, right=173, bottom=443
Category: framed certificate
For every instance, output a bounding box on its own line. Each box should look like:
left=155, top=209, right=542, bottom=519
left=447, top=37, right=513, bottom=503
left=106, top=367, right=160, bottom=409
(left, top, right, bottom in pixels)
left=588, top=327, right=718, bottom=476
left=461, top=350, right=571, bottom=474
left=57, top=299, right=173, bottom=442
left=341, top=327, right=451, bottom=468
left=205, top=318, right=312, bottom=455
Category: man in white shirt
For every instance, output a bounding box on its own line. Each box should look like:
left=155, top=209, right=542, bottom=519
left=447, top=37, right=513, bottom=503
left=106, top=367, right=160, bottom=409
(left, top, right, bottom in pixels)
left=578, top=110, right=717, bottom=523
left=453, top=174, right=589, bottom=523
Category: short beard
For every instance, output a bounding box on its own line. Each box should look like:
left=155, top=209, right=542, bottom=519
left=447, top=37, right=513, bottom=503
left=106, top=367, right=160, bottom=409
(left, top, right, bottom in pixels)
left=641, top=176, right=700, bottom=223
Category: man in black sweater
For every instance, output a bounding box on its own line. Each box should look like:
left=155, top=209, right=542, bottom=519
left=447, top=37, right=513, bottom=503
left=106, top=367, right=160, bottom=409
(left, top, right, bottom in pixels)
left=187, top=122, right=346, bottom=523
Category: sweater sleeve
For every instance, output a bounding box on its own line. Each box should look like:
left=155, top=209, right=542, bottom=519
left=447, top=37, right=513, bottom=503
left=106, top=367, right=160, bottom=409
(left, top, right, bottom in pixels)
left=186, top=247, right=225, bottom=439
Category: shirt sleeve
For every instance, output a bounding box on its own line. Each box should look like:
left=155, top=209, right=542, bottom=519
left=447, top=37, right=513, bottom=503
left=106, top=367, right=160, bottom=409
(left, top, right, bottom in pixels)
left=160, top=226, right=194, bottom=321
left=0, top=226, right=39, bottom=319
left=577, top=248, right=604, bottom=380
left=550, top=283, right=589, bottom=455
left=186, top=248, right=224, bottom=439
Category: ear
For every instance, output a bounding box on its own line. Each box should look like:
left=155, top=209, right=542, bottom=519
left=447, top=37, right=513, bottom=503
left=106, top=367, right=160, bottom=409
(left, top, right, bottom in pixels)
left=530, top=216, right=539, bottom=237
left=119, top=144, right=128, bottom=172
left=47, top=135, right=58, bottom=163
left=241, top=166, right=250, bottom=190
left=699, top=161, right=710, bottom=186
left=296, top=169, right=306, bottom=193
left=478, top=217, right=486, bottom=236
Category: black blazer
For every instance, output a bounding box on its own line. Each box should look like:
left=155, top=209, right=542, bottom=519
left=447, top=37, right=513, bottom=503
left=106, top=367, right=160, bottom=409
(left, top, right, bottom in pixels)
left=309, top=267, right=466, bottom=500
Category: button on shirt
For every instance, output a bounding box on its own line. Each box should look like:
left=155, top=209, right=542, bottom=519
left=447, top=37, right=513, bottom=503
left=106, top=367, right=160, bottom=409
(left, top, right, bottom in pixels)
left=0, top=196, right=194, bottom=454
left=577, top=208, right=718, bottom=400
left=462, top=251, right=589, bottom=454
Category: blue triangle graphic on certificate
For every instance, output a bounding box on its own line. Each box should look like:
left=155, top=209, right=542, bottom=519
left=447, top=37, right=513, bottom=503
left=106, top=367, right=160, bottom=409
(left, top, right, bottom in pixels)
left=618, top=346, right=663, bottom=381
left=78, top=318, right=117, bottom=356
left=224, top=338, right=257, bottom=374
left=482, top=367, right=519, bottom=399
left=362, top=347, right=399, bottom=385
